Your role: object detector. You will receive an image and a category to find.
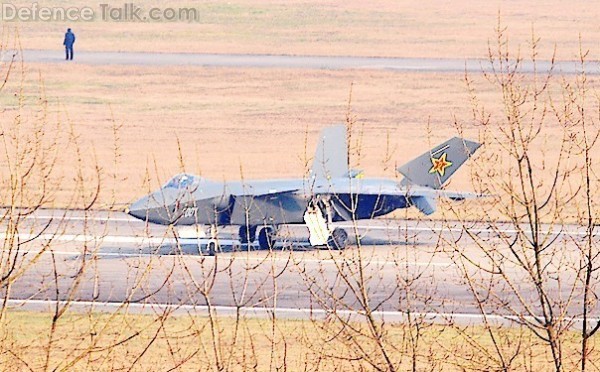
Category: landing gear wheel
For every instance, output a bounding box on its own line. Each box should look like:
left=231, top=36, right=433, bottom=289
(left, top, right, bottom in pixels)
left=207, top=240, right=218, bottom=256
left=327, top=228, right=348, bottom=250
left=258, top=227, right=277, bottom=250
left=239, top=225, right=257, bottom=244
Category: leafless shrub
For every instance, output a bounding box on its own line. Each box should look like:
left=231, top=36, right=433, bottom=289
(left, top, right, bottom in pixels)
left=443, top=20, right=600, bottom=371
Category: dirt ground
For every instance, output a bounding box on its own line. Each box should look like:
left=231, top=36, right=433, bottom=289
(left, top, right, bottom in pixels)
left=7, top=0, right=600, bottom=60
left=5, top=63, right=480, bottom=203
left=2, top=58, right=596, bottom=212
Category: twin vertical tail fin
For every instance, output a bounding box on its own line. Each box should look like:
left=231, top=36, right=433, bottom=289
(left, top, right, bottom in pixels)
left=309, top=127, right=480, bottom=190
left=307, top=127, right=480, bottom=216
left=398, top=137, right=481, bottom=215
left=310, top=124, right=349, bottom=181
left=397, top=137, right=481, bottom=189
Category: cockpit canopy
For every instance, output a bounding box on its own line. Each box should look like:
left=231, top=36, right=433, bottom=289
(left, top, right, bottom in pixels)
left=161, top=173, right=200, bottom=190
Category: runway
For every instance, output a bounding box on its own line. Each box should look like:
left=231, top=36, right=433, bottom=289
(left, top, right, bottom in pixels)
left=2, top=208, right=598, bottom=327
left=13, top=49, right=600, bottom=75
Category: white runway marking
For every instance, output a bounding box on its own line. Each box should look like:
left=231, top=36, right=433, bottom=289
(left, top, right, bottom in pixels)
left=337, top=224, right=593, bottom=237
left=3, top=298, right=596, bottom=328
left=25, top=214, right=135, bottom=223
left=19, top=211, right=594, bottom=237
left=0, top=232, right=175, bottom=245
left=6, top=249, right=454, bottom=267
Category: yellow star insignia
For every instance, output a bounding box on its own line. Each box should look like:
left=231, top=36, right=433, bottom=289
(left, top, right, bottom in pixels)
left=429, top=153, right=452, bottom=176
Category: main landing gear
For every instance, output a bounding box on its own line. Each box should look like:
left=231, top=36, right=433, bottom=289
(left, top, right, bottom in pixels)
left=239, top=225, right=278, bottom=250
left=238, top=225, right=257, bottom=244
left=257, top=226, right=277, bottom=250
left=327, top=227, right=349, bottom=250
left=195, top=225, right=277, bottom=256
left=235, top=200, right=351, bottom=252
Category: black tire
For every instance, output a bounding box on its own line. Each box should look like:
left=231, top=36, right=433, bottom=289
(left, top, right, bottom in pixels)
left=207, top=241, right=217, bottom=256
left=258, top=227, right=276, bottom=250
left=239, top=225, right=257, bottom=244
left=327, top=228, right=348, bottom=250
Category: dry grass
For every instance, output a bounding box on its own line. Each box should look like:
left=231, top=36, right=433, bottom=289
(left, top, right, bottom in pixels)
left=8, top=62, right=485, bottom=207
left=8, top=0, right=599, bottom=60
left=1, top=309, right=597, bottom=371
left=6, top=60, right=598, bottom=221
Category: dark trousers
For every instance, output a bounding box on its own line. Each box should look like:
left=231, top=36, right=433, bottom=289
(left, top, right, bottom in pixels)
left=65, top=46, right=73, bottom=60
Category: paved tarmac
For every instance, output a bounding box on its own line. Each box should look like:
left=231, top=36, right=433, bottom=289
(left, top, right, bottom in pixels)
left=1, top=208, right=598, bottom=327
left=10, top=49, right=600, bottom=75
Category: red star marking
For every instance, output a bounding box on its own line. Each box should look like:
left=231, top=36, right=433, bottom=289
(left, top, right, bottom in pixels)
left=429, top=153, right=453, bottom=176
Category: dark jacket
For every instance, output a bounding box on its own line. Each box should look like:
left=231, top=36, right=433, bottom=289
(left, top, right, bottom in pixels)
left=63, top=31, right=76, bottom=47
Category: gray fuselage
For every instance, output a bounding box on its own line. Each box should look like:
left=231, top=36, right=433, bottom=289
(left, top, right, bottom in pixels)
left=127, top=175, right=410, bottom=227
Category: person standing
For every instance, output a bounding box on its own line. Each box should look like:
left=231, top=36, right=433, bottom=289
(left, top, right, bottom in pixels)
left=63, top=28, right=76, bottom=60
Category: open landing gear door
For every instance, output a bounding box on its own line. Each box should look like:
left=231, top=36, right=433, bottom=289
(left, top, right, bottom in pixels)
left=303, top=204, right=331, bottom=246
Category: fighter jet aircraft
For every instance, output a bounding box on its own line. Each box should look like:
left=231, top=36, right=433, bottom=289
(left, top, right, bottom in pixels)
left=127, top=125, right=481, bottom=251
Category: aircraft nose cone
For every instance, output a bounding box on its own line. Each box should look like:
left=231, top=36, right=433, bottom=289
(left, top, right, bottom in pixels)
left=127, top=191, right=181, bottom=225
left=127, top=190, right=188, bottom=225
left=127, top=196, right=153, bottom=221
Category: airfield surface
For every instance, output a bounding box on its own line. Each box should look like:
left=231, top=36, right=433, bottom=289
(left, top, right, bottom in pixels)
left=3, top=209, right=597, bottom=327
left=17, top=50, right=600, bottom=74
